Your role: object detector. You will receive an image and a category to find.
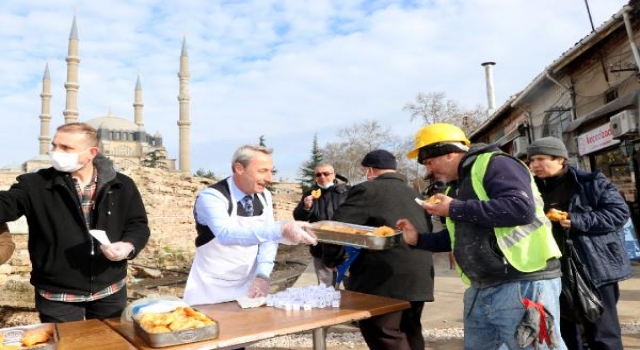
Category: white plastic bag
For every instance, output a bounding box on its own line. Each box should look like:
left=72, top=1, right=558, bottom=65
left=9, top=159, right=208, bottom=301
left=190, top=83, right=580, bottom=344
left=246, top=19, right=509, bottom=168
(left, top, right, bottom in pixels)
left=120, top=294, right=188, bottom=323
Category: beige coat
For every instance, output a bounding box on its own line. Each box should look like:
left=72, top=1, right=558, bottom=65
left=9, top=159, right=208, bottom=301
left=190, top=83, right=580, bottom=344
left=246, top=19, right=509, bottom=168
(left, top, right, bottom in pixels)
left=0, top=223, right=14, bottom=264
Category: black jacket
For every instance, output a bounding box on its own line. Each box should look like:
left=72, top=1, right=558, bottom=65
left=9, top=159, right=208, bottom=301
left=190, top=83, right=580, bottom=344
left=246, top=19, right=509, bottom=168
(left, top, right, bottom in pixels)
left=293, top=181, right=350, bottom=258
left=323, top=172, right=434, bottom=302
left=0, top=155, right=150, bottom=294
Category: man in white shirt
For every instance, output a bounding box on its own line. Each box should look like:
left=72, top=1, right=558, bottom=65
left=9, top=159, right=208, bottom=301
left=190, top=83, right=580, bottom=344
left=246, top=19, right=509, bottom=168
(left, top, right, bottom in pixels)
left=184, top=145, right=317, bottom=305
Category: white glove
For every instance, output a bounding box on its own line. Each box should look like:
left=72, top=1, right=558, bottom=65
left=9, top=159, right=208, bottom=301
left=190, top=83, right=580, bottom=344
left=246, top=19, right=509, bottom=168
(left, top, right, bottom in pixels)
left=281, top=221, right=317, bottom=245
left=247, top=276, right=270, bottom=298
left=100, top=241, right=135, bottom=261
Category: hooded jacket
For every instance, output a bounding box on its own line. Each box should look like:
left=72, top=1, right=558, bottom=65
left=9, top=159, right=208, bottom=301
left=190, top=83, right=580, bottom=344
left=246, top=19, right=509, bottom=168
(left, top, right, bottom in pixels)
left=0, top=154, right=150, bottom=294
left=535, top=166, right=631, bottom=287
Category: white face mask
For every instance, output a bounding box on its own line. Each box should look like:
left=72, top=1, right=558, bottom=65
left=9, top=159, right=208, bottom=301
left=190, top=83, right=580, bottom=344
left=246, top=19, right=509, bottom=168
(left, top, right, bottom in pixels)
left=317, top=182, right=334, bottom=189
left=50, top=149, right=89, bottom=173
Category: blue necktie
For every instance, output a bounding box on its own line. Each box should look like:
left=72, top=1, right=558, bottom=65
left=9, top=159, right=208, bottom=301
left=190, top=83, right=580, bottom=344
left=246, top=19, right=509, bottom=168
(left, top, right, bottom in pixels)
left=241, top=195, right=254, bottom=216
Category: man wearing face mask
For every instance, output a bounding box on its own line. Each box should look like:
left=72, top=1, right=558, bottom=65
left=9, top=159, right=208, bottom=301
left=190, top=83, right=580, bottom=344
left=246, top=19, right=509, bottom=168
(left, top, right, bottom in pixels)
left=0, top=123, right=150, bottom=322
left=293, top=164, right=350, bottom=286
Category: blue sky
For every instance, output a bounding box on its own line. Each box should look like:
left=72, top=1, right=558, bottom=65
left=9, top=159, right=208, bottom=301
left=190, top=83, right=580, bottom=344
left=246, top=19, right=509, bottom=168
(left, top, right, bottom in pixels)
left=0, top=0, right=629, bottom=180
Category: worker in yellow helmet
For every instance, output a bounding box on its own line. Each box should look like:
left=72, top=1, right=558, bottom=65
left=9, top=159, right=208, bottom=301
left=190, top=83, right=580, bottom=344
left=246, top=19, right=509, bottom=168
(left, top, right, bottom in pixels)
left=397, top=123, right=566, bottom=350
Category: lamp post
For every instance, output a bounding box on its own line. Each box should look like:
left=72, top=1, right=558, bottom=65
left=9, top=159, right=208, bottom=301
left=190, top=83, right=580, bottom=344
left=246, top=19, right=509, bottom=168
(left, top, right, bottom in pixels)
left=620, top=139, right=636, bottom=157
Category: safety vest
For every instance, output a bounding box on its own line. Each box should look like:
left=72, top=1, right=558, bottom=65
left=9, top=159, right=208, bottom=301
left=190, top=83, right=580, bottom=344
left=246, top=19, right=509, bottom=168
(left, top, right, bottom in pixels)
left=445, top=152, right=562, bottom=285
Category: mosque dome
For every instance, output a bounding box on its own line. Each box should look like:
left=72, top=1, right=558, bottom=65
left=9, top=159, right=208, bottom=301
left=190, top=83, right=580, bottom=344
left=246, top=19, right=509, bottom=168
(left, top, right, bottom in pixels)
left=85, top=112, right=139, bottom=131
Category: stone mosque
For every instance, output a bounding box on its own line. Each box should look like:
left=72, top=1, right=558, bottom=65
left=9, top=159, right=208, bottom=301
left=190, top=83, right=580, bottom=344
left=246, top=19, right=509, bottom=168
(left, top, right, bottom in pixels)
left=22, top=16, right=192, bottom=173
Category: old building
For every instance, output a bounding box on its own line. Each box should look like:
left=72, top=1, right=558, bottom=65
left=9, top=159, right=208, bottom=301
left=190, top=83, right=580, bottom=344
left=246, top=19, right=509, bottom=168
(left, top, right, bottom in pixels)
left=471, top=1, right=640, bottom=227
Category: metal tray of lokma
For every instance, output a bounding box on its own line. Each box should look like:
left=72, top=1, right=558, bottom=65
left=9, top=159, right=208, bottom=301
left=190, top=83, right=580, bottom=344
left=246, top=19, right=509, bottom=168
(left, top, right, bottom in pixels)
left=133, top=307, right=219, bottom=348
left=309, top=220, right=401, bottom=250
left=0, top=322, right=58, bottom=349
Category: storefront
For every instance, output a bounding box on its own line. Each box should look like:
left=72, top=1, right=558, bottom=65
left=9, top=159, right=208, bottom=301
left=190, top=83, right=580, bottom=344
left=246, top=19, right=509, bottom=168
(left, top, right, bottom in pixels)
left=577, top=122, right=635, bottom=199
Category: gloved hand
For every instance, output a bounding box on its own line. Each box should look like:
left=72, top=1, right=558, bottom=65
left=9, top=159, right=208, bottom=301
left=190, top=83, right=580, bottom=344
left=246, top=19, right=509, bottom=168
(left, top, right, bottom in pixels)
left=247, top=275, right=270, bottom=298
left=281, top=221, right=317, bottom=245
left=100, top=241, right=135, bottom=261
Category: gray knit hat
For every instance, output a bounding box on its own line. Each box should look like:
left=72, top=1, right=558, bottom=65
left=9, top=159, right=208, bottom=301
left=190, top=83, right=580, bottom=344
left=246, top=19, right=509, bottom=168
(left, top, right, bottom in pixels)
left=527, top=137, right=568, bottom=159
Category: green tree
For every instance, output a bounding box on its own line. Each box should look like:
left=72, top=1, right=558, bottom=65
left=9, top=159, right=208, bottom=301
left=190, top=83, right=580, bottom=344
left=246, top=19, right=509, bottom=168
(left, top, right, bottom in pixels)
left=298, top=134, right=324, bottom=193
left=141, top=149, right=168, bottom=169
left=194, top=168, right=216, bottom=179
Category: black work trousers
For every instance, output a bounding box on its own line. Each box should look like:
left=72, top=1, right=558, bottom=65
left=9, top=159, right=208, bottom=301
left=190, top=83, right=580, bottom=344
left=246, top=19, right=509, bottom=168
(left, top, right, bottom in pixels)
left=36, top=287, right=127, bottom=323
left=560, top=282, right=622, bottom=350
left=358, top=300, right=425, bottom=350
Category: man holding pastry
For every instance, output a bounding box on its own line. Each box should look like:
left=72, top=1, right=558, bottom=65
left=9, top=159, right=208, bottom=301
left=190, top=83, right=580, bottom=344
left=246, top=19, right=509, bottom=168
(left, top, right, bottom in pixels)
left=528, top=136, right=631, bottom=350
left=398, top=123, right=565, bottom=350
left=293, top=163, right=350, bottom=286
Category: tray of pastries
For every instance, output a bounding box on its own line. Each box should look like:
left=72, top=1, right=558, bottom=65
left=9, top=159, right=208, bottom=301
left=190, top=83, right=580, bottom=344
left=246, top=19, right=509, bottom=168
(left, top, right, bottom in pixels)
left=0, top=323, right=58, bottom=349
left=309, top=220, right=401, bottom=250
left=133, top=306, right=219, bottom=348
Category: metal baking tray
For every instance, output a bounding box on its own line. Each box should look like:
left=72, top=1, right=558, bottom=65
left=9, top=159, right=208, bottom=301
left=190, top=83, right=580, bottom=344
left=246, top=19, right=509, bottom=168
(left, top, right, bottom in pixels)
left=309, top=220, right=401, bottom=250
left=133, top=308, right=219, bottom=348
left=0, top=323, right=59, bottom=349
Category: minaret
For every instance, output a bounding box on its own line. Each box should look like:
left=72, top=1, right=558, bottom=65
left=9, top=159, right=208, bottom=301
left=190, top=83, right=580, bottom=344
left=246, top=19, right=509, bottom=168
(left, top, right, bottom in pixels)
left=63, top=16, right=80, bottom=124
left=133, top=74, right=144, bottom=127
left=177, top=37, right=191, bottom=173
left=38, top=63, right=52, bottom=155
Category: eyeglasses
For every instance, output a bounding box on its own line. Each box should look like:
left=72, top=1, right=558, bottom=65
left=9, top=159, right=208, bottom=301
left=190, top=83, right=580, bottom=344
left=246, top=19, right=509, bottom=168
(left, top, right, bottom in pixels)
left=315, top=172, right=333, bottom=178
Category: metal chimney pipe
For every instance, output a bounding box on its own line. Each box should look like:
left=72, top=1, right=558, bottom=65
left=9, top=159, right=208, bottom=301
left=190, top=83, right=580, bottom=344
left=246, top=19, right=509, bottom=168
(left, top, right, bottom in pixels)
left=481, top=62, right=496, bottom=115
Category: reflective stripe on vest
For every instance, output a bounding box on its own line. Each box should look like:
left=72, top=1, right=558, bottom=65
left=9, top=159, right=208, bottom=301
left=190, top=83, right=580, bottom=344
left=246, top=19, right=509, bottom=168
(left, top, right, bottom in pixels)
left=445, top=152, right=561, bottom=284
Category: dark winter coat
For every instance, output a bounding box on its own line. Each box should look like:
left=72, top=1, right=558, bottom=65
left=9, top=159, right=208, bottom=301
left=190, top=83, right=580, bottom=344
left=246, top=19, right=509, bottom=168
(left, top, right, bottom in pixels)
left=535, top=166, right=632, bottom=287
left=323, top=172, right=434, bottom=302
left=0, top=155, right=150, bottom=294
left=293, top=181, right=350, bottom=258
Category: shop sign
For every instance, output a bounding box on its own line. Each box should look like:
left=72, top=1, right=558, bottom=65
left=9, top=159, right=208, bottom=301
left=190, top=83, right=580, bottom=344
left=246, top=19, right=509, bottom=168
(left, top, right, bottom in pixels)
left=576, top=123, right=620, bottom=155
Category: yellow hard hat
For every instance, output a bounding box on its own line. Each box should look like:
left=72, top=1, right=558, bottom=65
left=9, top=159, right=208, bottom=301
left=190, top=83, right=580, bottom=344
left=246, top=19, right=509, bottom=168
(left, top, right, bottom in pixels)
left=406, top=123, right=470, bottom=159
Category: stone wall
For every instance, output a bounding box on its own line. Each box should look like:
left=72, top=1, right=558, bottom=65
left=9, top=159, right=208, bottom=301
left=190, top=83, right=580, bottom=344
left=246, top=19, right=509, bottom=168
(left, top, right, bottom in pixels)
left=0, top=167, right=302, bottom=307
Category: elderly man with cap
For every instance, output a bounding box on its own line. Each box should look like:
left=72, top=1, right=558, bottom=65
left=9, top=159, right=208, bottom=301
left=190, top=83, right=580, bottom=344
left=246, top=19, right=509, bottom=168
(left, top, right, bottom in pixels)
left=322, top=149, right=434, bottom=350
left=528, top=136, right=631, bottom=350
left=293, top=163, right=350, bottom=287
left=398, top=124, right=566, bottom=350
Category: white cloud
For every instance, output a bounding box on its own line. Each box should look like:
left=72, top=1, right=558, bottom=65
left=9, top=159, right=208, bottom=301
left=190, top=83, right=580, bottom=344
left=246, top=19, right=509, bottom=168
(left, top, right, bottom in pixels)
left=0, top=0, right=629, bottom=180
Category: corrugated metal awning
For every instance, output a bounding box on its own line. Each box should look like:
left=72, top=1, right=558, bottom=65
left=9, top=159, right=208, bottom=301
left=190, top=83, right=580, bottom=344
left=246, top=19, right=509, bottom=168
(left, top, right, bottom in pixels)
left=565, top=90, right=640, bottom=132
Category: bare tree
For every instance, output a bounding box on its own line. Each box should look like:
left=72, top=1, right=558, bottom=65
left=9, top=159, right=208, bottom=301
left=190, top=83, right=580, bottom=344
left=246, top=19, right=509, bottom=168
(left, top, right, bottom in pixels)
left=321, top=120, right=421, bottom=185
left=403, top=91, right=487, bottom=135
